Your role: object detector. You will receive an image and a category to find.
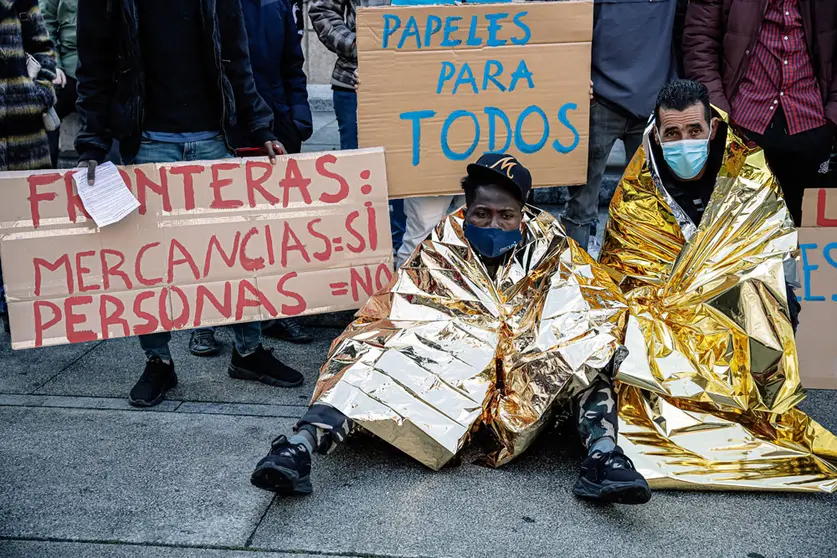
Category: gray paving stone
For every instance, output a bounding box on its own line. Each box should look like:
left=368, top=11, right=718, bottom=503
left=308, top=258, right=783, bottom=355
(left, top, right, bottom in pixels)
left=0, top=407, right=286, bottom=546
left=249, top=418, right=837, bottom=558
left=0, top=393, right=180, bottom=412
left=176, top=401, right=305, bottom=418
left=0, top=334, right=99, bottom=394
left=32, top=328, right=340, bottom=406
left=0, top=541, right=355, bottom=558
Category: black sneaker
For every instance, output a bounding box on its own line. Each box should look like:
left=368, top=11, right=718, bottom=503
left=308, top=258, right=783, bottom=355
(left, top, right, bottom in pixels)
left=262, top=318, right=312, bottom=344
left=572, top=447, right=651, bottom=504
left=190, top=328, right=221, bottom=356
left=250, top=435, right=313, bottom=495
left=128, top=358, right=177, bottom=407
left=228, top=345, right=304, bottom=387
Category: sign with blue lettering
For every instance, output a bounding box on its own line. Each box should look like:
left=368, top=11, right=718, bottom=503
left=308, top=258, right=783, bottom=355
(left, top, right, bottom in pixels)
left=356, top=1, right=592, bottom=198
left=797, top=188, right=837, bottom=389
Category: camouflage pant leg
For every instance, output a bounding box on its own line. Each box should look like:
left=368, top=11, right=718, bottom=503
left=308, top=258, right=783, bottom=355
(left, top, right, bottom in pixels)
left=574, top=371, right=618, bottom=449
left=295, top=403, right=354, bottom=455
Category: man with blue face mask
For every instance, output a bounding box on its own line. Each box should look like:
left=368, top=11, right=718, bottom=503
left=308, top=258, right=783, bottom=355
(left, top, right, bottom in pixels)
left=651, top=80, right=724, bottom=225
left=648, top=80, right=800, bottom=329
left=248, top=153, right=651, bottom=505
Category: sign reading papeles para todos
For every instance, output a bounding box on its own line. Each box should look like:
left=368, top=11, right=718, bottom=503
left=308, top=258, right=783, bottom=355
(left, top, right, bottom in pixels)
left=357, top=1, right=592, bottom=198
left=0, top=148, right=393, bottom=350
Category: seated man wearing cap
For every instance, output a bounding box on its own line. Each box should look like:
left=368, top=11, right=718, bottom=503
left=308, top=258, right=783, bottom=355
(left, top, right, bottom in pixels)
left=250, top=153, right=652, bottom=505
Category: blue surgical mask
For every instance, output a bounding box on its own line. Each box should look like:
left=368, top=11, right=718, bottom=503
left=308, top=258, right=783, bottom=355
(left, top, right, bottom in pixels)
left=661, top=138, right=710, bottom=180
left=464, top=222, right=522, bottom=259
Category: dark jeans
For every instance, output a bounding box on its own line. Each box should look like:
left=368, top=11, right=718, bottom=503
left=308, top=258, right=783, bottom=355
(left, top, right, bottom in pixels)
left=564, top=100, right=645, bottom=250
left=743, top=107, right=834, bottom=227
left=333, top=87, right=405, bottom=253
left=127, top=137, right=261, bottom=360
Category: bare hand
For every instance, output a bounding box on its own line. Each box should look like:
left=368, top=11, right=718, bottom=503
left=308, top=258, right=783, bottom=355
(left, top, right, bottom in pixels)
left=589, top=79, right=594, bottom=101
left=353, top=69, right=360, bottom=91
left=264, top=141, right=287, bottom=164
left=53, top=68, right=67, bottom=87
left=78, top=160, right=97, bottom=185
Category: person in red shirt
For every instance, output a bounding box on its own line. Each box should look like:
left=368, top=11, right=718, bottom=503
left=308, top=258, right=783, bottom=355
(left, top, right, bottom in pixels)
left=684, top=0, right=837, bottom=226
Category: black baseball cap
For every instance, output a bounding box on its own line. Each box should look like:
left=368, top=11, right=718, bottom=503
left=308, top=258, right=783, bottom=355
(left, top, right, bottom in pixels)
left=466, top=153, right=532, bottom=203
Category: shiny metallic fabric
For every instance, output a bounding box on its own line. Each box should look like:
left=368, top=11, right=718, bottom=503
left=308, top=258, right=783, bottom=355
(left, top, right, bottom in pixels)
left=602, top=112, right=837, bottom=492
left=313, top=207, right=628, bottom=470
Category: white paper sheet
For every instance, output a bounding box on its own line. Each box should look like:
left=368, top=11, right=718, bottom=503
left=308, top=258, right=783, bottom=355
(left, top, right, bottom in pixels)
left=73, top=162, right=140, bottom=227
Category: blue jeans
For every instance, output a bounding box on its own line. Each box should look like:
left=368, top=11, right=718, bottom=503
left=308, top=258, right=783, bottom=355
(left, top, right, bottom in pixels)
left=128, top=137, right=261, bottom=360
left=333, top=88, right=406, bottom=252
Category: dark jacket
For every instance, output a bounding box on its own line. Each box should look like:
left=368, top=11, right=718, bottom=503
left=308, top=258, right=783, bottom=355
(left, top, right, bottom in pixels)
left=0, top=0, right=56, bottom=171
left=74, top=0, right=276, bottom=163
left=684, top=0, right=837, bottom=126
left=239, top=0, right=312, bottom=154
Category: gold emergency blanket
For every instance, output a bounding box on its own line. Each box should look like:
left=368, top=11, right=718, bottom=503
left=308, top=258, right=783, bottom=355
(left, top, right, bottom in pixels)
left=312, top=207, right=628, bottom=470
left=601, top=115, right=837, bottom=492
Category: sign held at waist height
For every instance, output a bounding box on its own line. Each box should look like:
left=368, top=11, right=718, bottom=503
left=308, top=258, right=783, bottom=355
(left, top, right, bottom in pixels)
left=0, top=148, right=393, bottom=350
left=357, top=1, right=592, bottom=198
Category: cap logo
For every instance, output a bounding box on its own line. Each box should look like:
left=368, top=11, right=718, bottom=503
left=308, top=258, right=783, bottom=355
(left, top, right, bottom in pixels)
left=489, top=156, right=517, bottom=179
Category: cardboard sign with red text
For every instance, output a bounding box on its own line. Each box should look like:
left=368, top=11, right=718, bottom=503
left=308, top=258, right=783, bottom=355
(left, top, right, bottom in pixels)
left=0, top=148, right=393, bottom=350
left=797, top=188, right=837, bottom=389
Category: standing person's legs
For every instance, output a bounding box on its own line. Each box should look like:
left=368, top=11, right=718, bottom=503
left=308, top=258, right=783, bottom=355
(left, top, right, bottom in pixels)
left=332, top=88, right=358, bottom=150
left=186, top=138, right=271, bottom=356
left=396, top=195, right=464, bottom=267
left=564, top=102, right=627, bottom=250
left=748, top=109, right=833, bottom=227
left=390, top=198, right=406, bottom=255
left=622, top=118, right=646, bottom=169
left=128, top=140, right=187, bottom=406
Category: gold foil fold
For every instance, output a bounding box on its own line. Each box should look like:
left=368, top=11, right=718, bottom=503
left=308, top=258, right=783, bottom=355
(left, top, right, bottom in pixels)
left=312, top=207, right=628, bottom=470
left=602, top=110, right=837, bottom=492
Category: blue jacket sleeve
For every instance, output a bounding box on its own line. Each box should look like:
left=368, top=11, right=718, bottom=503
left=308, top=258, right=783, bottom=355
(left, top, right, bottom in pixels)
left=281, top=0, right=312, bottom=141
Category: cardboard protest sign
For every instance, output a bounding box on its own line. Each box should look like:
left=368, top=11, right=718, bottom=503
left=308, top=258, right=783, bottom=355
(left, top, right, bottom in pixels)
left=796, top=188, right=837, bottom=389
left=0, top=148, right=393, bottom=350
left=357, top=1, right=592, bottom=198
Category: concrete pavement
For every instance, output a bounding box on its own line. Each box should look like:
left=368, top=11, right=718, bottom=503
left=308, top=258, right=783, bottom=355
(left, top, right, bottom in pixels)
left=1, top=326, right=836, bottom=558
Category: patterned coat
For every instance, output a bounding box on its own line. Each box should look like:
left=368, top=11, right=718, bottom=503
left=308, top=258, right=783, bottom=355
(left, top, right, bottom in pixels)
left=0, top=0, right=56, bottom=171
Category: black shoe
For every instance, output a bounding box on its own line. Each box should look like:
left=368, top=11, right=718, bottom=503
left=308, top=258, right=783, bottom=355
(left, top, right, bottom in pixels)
left=250, top=435, right=313, bottom=495
left=228, top=345, right=304, bottom=388
left=129, top=358, right=177, bottom=407
left=572, top=447, right=651, bottom=505
left=262, top=318, right=312, bottom=344
left=190, top=328, right=221, bottom=356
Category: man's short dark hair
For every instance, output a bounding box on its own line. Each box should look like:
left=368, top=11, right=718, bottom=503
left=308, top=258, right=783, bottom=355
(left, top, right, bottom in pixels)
left=460, top=174, right=523, bottom=208
left=654, top=80, right=712, bottom=126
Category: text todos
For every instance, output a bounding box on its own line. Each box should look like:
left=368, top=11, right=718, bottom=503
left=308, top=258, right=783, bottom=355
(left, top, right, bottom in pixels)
left=380, top=11, right=581, bottom=165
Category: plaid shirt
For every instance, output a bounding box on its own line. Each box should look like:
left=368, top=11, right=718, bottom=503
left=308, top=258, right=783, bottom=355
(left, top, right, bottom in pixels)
left=309, top=0, right=390, bottom=89
left=733, top=0, right=827, bottom=135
